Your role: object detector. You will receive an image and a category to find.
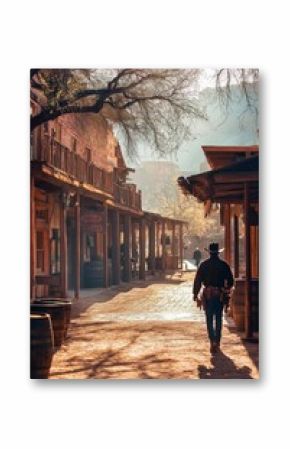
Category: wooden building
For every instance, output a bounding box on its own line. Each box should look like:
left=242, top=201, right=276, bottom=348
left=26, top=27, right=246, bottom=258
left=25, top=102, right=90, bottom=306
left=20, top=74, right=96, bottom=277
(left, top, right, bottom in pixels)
left=30, top=112, right=186, bottom=301
left=178, top=145, right=259, bottom=338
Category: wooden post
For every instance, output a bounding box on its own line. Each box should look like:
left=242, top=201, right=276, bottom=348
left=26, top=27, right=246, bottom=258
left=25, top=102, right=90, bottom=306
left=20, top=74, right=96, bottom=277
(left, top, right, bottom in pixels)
left=139, top=219, right=146, bottom=280
left=103, top=204, right=109, bottom=287
left=179, top=224, right=183, bottom=270
left=149, top=221, right=156, bottom=274
left=124, top=214, right=132, bottom=282
left=244, top=183, right=252, bottom=338
left=251, top=225, right=259, bottom=278
left=157, top=222, right=160, bottom=258
left=234, top=215, right=239, bottom=278
left=161, top=220, right=166, bottom=272
left=30, top=176, right=36, bottom=300
left=172, top=222, right=176, bottom=269
left=112, top=209, right=121, bottom=285
left=224, top=204, right=231, bottom=265
left=255, top=226, right=259, bottom=277
left=74, top=192, right=81, bottom=300
left=132, top=221, right=137, bottom=279
left=60, top=192, right=68, bottom=298
left=172, top=223, right=175, bottom=255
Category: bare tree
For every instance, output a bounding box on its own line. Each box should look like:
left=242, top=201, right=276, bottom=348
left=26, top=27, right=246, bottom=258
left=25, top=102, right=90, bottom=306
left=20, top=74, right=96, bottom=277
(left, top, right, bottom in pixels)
left=31, top=68, right=205, bottom=157
left=31, top=68, right=258, bottom=157
left=214, top=68, right=259, bottom=114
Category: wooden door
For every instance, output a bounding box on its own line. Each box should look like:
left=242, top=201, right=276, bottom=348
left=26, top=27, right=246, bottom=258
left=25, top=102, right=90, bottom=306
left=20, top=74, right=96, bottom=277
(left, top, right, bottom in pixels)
left=34, top=188, right=50, bottom=298
left=35, top=228, right=50, bottom=297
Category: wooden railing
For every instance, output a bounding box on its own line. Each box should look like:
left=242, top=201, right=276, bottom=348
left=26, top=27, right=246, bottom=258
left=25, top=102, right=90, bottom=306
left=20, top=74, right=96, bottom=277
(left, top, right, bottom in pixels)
left=113, top=184, right=142, bottom=210
left=31, top=134, right=142, bottom=210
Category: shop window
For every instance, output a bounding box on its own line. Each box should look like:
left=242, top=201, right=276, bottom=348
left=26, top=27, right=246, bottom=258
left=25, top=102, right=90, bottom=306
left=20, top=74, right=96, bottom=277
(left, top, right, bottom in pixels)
left=36, top=209, right=48, bottom=222
left=51, top=228, right=60, bottom=274
left=36, top=231, right=45, bottom=272
left=84, top=232, right=96, bottom=262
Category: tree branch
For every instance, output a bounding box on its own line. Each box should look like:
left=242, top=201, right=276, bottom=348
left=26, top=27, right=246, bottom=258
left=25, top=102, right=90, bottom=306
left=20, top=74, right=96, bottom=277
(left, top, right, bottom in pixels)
left=31, top=102, right=105, bottom=131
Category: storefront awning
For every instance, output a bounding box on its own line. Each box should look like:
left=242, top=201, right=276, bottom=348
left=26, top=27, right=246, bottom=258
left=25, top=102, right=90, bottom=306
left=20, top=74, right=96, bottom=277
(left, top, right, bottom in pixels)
left=177, top=155, right=259, bottom=207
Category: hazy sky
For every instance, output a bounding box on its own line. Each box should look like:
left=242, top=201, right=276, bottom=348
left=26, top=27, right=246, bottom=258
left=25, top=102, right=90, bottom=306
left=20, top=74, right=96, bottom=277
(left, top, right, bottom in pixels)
left=124, top=80, right=258, bottom=174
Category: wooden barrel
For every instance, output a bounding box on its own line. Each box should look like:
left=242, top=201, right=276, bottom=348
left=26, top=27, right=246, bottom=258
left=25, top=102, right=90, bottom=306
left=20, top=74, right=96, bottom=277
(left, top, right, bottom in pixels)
left=84, top=261, right=104, bottom=287
left=34, top=299, right=72, bottom=337
left=31, top=303, right=66, bottom=349
left=30, top=313, right=54, bottom=379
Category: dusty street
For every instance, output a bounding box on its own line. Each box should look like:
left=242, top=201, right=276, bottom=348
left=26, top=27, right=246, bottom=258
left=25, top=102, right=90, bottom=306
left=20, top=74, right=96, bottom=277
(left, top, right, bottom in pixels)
left=50, top=273, right=259, bottom=379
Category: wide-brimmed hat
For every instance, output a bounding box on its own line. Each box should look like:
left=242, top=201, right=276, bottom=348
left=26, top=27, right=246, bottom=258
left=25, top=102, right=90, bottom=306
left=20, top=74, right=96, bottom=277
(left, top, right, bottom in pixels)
left=204, top=242, right=224, bottom=254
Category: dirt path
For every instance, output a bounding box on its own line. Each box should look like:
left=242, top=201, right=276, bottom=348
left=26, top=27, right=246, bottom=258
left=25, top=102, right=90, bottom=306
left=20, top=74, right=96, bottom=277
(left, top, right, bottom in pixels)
left=49, top=275, right=259, bottom=379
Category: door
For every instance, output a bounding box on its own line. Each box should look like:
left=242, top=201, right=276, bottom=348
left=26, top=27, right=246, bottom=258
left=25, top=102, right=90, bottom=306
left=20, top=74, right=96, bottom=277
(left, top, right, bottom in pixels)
left=35, top=228, right=50, bottom=297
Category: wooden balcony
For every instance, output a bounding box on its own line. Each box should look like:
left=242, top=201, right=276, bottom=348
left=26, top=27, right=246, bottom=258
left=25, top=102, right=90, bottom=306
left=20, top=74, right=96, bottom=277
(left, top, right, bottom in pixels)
left=113, top=183, right=142, bottom=211
left=31, top=134, right=142, bottom=211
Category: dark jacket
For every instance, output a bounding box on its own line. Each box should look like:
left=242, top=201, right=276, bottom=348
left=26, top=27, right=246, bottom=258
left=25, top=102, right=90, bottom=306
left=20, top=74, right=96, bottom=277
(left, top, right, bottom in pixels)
left=193, top=255, right=234, bottom=298
left=193, top=249, right=202, bottom=260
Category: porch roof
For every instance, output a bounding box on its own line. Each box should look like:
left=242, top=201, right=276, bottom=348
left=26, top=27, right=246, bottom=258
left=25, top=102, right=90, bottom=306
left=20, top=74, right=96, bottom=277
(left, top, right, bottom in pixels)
left=143, top=210, right=187, bottom=225
left=177, top=154, right=259, bottom=206
left=202, top=145, right=259, bottom=169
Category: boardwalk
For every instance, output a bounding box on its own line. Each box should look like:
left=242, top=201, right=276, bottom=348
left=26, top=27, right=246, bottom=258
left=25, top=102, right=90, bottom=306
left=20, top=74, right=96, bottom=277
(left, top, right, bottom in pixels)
left=50, top=273, right=259, bottom=379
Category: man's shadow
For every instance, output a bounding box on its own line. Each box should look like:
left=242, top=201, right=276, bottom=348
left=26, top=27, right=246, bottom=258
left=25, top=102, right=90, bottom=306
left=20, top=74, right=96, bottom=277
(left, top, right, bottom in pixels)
left=198, top=349, right=253, bottom=379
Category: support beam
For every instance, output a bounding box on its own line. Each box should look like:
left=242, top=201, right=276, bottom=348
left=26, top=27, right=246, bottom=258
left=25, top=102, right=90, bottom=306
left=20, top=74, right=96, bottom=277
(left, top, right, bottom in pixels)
left=251, top=225, right=259, bottom=278
left=139, top=219, right=146, bottom=280
left=132, top=221, right=137, bottom=279
left=224, top=204, right=231, bottom=265
left=74, top=192, right=81, bottom=300
left=149, top=221, right=156, bottom=274
left=30, top=176, right=36, bottom=300
left=60, top=193, right=68, bottom=297
left=179, top=224, right=184, bottom=270
left=244, top=182, right=252, bottom=338
left=111, top=209, right=121, bottom=285
left=172, top=223, right=176, bottom=256
left=123, top=215, right=132, bottom=282
left=157, top=222, right=160, bottom=258
left=103, top=204, right=109, bottom=287
left=234, top=215, right=239, bottom=278
left=161, top=220, right=166, bottom=272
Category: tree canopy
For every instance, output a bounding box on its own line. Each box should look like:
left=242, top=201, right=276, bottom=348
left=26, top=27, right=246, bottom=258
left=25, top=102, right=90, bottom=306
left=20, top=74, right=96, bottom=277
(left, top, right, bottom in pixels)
left=30, top=68, right=258, bottom=158
left=31, top=68, right=205, bottom=157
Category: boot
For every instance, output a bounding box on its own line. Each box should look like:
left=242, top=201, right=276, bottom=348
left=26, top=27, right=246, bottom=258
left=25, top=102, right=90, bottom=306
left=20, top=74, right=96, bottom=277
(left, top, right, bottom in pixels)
left=210, top=340, right=217, bottom=354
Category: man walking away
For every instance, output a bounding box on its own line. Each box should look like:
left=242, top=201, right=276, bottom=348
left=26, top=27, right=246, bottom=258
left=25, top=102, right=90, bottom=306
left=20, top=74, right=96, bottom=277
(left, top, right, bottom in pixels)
left=193, top=242, right=234, bottom=354
left=193, top=247, right=202, bottom=267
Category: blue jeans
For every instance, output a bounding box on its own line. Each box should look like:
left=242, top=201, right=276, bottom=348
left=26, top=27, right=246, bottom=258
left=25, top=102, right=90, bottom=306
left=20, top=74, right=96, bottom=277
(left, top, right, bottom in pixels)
left=204, top=296, right=224, bottom=343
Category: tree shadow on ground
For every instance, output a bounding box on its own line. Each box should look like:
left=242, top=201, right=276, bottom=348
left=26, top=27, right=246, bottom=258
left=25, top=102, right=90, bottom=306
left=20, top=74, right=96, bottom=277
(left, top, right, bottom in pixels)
left=198, top=350, right=253, bottom=379
left=50, top=321, right=203, bottom=379
left=50, top=321, right=257, bottom=380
